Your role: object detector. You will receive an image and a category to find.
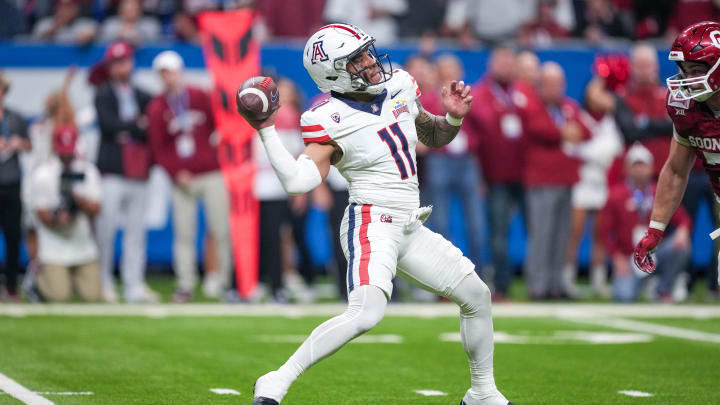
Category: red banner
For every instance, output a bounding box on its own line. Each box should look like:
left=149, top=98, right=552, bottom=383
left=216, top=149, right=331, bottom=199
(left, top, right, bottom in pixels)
left=198, top=10, right=260, bottom=299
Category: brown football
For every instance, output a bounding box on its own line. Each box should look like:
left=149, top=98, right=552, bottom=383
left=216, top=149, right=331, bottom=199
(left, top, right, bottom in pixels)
left=236, top=76, right=280, bottom=121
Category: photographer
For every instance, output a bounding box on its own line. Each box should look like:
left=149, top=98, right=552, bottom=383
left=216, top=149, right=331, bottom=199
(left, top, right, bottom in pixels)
left=29, top=126, right=102, bottom=302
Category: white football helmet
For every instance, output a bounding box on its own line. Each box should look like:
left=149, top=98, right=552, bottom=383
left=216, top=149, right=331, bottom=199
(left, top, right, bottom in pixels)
left=302, top=23, right=393, bottom=95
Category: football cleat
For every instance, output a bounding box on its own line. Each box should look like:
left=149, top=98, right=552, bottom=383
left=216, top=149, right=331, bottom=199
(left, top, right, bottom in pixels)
left=252, top=371, right=288, bottom=404
left=460, top=388, right=513, bottom=405
left=252, top=397, right=279, bottom=405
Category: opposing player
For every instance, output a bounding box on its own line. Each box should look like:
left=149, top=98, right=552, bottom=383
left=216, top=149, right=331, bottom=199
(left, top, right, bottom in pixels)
left=634, top=21, right=720, bottom=285
left=244, top=23, right=513, bottom=405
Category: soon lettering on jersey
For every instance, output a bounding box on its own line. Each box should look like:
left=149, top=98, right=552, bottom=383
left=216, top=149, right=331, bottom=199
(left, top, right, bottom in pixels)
left=688, top=136, right=720, bottom=151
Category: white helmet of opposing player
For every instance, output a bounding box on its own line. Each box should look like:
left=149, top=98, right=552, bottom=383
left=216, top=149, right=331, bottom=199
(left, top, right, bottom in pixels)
left=302, top=23, right=393, bottom=95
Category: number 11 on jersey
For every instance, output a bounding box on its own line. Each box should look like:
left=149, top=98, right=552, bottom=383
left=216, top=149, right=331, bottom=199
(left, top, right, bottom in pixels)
left=378, top=123, right=416, bottom=180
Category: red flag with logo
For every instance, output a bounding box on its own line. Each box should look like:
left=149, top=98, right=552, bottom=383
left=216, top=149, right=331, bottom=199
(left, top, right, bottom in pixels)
left=198, top=10, right=259, bottom=299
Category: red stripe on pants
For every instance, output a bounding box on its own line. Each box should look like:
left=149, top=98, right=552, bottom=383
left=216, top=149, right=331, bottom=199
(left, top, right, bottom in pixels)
left=358, top=204, right=372, bottom=286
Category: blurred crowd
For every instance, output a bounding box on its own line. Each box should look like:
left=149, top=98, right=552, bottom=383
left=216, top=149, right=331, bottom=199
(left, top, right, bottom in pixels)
left=1, top=3, right=719, bottom=305
left=2, top=0, right=720, bottom=47
left=1, top=39, right=718, bottom=305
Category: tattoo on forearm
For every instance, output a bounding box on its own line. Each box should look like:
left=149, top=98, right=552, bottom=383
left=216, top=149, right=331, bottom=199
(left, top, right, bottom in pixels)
left=414, top=101, right=460, bottom=148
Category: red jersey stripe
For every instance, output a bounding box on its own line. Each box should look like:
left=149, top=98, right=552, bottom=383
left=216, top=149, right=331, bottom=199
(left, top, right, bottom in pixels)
left=358, top=204, right=372, bottom=287
left=301, top=124, right=325, bottom=132
left=303, top=135, right=332, bottom=145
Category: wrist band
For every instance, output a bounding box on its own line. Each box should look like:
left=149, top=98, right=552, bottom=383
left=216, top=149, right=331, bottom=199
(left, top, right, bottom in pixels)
left=445, top=113, right=463, bottom=126
left=258, top=125, right=277, bottom=139
left=649, top=220, right=667, bottom=232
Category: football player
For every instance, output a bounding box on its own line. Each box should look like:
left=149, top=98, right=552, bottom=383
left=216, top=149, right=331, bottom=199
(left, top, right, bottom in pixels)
left=634, top=21, right=720, bottom=286
left=243, top=23, right=513, bottom=405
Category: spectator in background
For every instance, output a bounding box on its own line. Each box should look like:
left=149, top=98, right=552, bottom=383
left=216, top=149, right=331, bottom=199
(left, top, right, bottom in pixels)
left=0, top=0, right=26, bottom=39
left=599, top=143, right=691, bottom=302
left=421, top=54, right=486, bottom=278
left=443, top=0, right=536, bottom=45
left=147, top=51, right=232, bottom=303
left=515, top=51, right=541, bottom=89
left=665, top=0, right=720, bottom=42
left=520, top=62, right=587, bottom=300
left=573, top=0, right=633, bottom=44
left=99, top=0, right=162, bottom=44
left=29, top=125, right=102, bottom=302
left=615, top=44, right=673, bottom=177
left=256, top=0, right=325, bottom=38
left=92, top=41, right=156, bottom=303
left=398, top=0, right=447, bottom=37
left=405, top=55, right=440, bottom=112
left=323, top=0, right=408, bottom=46
left=563, top=77, right=623, bottom=298
left=173, top=0, right=219, bottom=43
left=633, top=0, right=674, bottom=39
left=253, top=78, right=321, bottom=303
left=518, top=0, right=570, bottom=47
left=0, top=73, right=31, bottom=302
left=21, top=71, right=80, bottom=300
left=32, top=0, right=98, bottom=44
left=465, top=46, right=524, bottom=300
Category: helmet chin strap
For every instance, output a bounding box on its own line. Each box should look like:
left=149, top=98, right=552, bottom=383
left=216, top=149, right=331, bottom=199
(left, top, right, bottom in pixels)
left=695, top=89, right=719, bottom=102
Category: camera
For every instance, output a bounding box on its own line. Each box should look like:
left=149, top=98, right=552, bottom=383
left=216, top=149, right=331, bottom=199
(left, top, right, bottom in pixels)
left=56, top=169, right=85, bottom=218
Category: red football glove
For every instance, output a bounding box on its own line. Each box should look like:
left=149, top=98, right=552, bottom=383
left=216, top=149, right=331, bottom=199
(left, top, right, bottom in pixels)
left=632, top=228, right=664, bottom=274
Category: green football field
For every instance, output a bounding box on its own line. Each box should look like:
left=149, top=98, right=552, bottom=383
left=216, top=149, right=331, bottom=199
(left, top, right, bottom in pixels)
left=0, top=304, right=719, bottom=405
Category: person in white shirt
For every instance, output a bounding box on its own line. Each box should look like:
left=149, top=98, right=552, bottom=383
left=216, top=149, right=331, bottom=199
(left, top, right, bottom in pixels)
left=29, top=125, right=102, bottom=302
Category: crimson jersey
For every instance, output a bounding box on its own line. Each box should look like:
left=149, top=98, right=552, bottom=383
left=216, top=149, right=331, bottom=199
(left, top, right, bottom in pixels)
left=667, top=91, right=720, bottom=197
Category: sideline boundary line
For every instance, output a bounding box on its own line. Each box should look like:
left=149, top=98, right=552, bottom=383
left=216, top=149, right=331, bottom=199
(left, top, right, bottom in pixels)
left=0, top=372, right=54, bottom=405
left=1, top=303, right=719, bottom=318
left=564, top=316, right=720, bottom=344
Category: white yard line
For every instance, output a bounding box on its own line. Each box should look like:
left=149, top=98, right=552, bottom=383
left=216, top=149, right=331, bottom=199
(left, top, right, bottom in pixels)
left=564, top=316, right=720, bottom=344
left=0, top=392, right=94, bottom=396
left=618, top=390, right=654, bottom=397
left=414, top=390, right=448, bottom=396
left=0, top=373, right=54, bottom=405
left=209, top=388, right=240, bottom=395
left=1, top=303, right=719, bottom=318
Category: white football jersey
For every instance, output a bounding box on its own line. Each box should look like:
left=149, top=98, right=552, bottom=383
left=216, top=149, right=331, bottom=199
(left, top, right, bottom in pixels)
left=301, top=69, right=421, bottom=210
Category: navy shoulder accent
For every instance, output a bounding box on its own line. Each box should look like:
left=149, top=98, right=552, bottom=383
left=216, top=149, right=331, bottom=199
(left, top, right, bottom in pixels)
left=330, top=89, right=387, bottom=116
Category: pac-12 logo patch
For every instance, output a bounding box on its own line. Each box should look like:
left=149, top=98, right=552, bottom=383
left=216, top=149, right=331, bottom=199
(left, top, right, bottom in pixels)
left=392, top=99, right=409, bottom=119
left=331, top=112, right=341, bottom=123
left=380, top=214, right=393, bottom=223
left=311, top=41, right=329, bottom=64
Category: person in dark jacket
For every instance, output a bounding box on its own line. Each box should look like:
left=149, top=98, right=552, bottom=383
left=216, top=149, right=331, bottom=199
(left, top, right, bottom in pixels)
left=91, top=41, right=157, bottom=303
left=0, top=73, right=31, bottom=301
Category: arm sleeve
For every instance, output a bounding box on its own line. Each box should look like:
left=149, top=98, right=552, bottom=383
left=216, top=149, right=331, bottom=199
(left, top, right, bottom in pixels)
left=259, top=125, right=322, bottom=195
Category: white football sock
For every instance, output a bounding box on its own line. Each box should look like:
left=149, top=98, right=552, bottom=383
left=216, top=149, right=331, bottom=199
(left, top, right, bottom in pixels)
left=265, top=285, right=387, bottom=399
left=447, top=274, right=499, bottom=397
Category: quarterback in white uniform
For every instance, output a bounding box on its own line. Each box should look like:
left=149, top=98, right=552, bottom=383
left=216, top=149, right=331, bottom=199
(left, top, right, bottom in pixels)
left=246, top=23, right=513, bottom=405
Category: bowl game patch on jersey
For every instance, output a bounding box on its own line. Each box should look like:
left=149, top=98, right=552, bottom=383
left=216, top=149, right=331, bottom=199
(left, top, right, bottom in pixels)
left=392, top=99, right=410, bottom=119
